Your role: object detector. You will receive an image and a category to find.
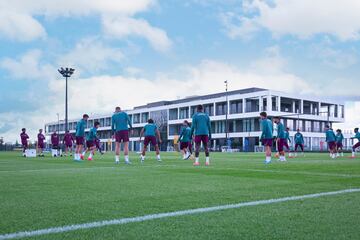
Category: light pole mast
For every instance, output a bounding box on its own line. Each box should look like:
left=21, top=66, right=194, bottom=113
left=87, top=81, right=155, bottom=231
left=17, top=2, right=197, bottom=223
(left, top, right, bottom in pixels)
left=58, top=67, right=75, bottom=133
left=224, top=80, right=229, bottom=148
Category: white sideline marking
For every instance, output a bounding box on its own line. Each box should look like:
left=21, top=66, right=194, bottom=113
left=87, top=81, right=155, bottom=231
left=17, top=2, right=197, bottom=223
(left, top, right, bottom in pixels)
left=0, top=188, right=359, bottom=240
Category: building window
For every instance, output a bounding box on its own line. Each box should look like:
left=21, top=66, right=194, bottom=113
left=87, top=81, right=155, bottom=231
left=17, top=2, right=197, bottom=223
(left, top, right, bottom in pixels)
left=286, top=119, right=294, bottom=131
left=305, top=121, right=312, bottom=132
left=204, top=104, right=214, bottom=116
left=245, top=99, right=259, bottom=113
left=105, top=117, right=111, bottom=126
left=230, top=100, right=243, bottom=114
left=169, top=108, right=178, bottom=120
left=214, top=121, right=226, bottom=133
left=179, top=107, right=189, bottom=119
left=141, top=112, right=149, bottom=123
left=216, top=102, right=227, bottom=115
left=133, top=114, right=140, bottom=124
left=190, top=106, right=197, bottom=117
left=313, top=121, right=320, bottom=132
left=169, top=124, right=182, bottom=136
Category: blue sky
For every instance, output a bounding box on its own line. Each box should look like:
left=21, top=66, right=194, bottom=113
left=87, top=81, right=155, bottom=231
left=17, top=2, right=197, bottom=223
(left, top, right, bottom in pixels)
left=0, top=0, right=360, bottom=142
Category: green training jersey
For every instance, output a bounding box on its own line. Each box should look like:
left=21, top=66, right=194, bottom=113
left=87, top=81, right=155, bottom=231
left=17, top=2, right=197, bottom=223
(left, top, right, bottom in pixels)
left=191, top=112, right=211, bottom=136
left=75, top=119, right=86, bottom=137
left=294, top=133, right=304, bottom=144
left=144, top=123, right=157, bottom=136
left=261, top=119, right=273, bottom=140
left=336, top=133, right=344, bottom=143
left=111, top=112, right=132, bottom=132
left=179, top=127, right=192, bottom=143
left=277, top=122, right=286, bottom=139
left=87, top=127, right=97, bottom=141
left=353, top=132, right=360, bottom=141
left=325, top=129, right=336, bottom=142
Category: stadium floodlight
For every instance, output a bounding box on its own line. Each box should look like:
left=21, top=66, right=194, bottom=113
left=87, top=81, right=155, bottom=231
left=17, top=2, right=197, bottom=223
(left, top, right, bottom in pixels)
left=224, top=80, right=230, bottom=149
left=58, top=67, right=75, bottom=132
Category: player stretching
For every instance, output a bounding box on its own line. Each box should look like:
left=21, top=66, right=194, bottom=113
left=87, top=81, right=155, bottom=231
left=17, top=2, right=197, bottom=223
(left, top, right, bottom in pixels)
left=63, top=131, right=74, bottom=157
left=350, top=128, right=360, bottom=158
left=112, top=107, right=132, bottom=164
left=294, top=129, right=304, bottom=157
left=178, top=120, right=192, bottom=160
left=85, top=121, right=100, bottom=161
left=284, top=127, right=292, bottom=157
left=51, top=132, right=61, bottom=157
left=273, top=117, right=286, bottom=162
left=260, top=112, right=273, bottom=164
left=335, top=129, right=344, bottom=157
left=325, top=125, right=337, bottom=159
left=140, top=119, right=162, bottom=162
left=191, top=105, right=211, bottom=166
left=20, top=128, right=29, bottom=157
left=75, top=114, right=89, bottom=161
left=37, top=129, right=45, bottom=157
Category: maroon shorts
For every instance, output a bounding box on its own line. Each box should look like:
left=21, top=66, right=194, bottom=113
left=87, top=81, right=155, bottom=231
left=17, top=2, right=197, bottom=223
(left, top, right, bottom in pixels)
left=194, top=135, right=209, bottom=145
left=353, top=142, right=360, bottom=150
left=144, top=136, right=157, bottom=146
left=328, top=141, right=336, bottom=150
left=277, top=138, right=285, bottom=152
left=180, top=142, right=190, bottom=150
left=65, top=143, right=72, bottom=148
left=76, top=136, right=84, bottom=145
left=86, top=140, right=94, bottom=148
left=38, top=142, right=44, bottom=149
left=22, top=142, right=28, bottom=148
left=262, top=139, right=273, bottom=147
left=284, top=141, right=290, bottom=150
left=295, top=143, right=304, bottom=151
left=336, top=142, right=343, bottom=148
left=115, top=130, right=129, bottom=143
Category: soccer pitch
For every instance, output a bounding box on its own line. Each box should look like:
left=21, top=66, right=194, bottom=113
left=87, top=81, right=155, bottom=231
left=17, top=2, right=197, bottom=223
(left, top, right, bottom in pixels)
left=0, top=152, right=359, bottom=240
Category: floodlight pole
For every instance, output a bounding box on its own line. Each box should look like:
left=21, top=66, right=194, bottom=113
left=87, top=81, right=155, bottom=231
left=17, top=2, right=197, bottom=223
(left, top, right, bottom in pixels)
left=225, top=80, right=229, bottom=148
left=58, top=67, right=75, bottom=133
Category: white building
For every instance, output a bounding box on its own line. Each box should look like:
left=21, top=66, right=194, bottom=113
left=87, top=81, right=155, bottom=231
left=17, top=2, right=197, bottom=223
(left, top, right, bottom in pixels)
left=45, top=87, right=350, bottom=152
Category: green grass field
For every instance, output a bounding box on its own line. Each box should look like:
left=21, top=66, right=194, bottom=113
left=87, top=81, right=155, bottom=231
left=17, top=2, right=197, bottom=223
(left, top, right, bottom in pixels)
left=0, top=151, right=359, bottom=240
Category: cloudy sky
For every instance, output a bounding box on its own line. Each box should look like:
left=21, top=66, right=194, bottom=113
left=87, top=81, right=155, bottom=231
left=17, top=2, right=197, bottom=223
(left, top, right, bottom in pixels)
left=0, top=0, right=360, bottom=142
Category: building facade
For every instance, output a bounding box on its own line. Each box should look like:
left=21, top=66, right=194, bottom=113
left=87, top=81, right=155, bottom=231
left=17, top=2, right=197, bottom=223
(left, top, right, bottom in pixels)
left=45, top=88, right=350, bottom=152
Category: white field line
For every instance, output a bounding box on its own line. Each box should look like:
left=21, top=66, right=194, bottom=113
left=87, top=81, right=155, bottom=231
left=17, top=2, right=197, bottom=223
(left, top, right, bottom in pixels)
left=0, top=188, right=359, bottom=240
left=217, top=167, right=360, bottom=178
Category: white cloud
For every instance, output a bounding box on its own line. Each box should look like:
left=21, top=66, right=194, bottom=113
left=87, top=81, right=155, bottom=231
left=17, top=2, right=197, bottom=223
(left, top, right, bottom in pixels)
left=102, top=16, right=172, bottom=52
left=220, top=11, right=260, bottom=40
left=310, top=45, right=357, bottom=69
left=0, top=0, right=172, bottom=52
left=57, top=37, right=124, bottom=73
left=225, top=0, right=360, bottom=41
left=0, top=49, right=54, bottom=80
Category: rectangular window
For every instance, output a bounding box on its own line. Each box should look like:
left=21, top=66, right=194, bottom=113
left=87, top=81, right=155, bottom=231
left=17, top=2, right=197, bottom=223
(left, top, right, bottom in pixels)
left=179, top=107, right=189, bottom=119
left=133, top=114, right=140, bottom=124
left=230, top=100, right=243, bottom=114
left=204, top=104, right=214, bottom=116
left=169, top=108, right=178, bottom=120
left=141, top=112, right=149, bottom=123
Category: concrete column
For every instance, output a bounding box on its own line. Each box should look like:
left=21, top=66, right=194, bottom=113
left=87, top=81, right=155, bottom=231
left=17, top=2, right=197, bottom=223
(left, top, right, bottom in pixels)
left=242, top=137, right=246, bottom=152
left=318, top=102, right=321, bottom=115
left=277, top=96, right=281, bottom=112
left=292, top=101, right=296, bottom=113
left=188, top=106, right=191, bottom=118
left=177, top=108, right=180, bottom=119
left=242, top=98, right=246, bottom=113
left=300, top=100, right=304, bottom=114
left=267, top=95, right=272, bottom=112
left=259, top=97, right=263, bottom=112
left=310, top=103, right=313, bottom=115
left=310, top=137, right=313, bottom=151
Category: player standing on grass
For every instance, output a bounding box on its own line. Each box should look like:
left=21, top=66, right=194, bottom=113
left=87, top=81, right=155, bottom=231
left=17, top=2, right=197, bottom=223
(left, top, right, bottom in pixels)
left=260, top=112, right=273, bottom=164
left=350, top=128, right=360, bottom=158
left=140, top=119, right=162, bottom=162
left=294, top=129, right=304, bottom=157
left=63, top=131, right=74, bottom=157
left=335, top=129, right=344, bottom=157
left=75, top=114, right=89, bottom=161
left=51, top=132, right=61, bottom=157
left=112, top=107, right=132, bottom=164
left=191, top=105, right=211, bottom=166
left=85, top=121, right=100, bottom=161
left=37, top=129, right=45, bottom=157
left=177, top=120, right=192, bottom=160
left=20, top=128, right=29, bottom=157
left=284, top=127, right=292, bottom=157
left=273, top=117, right=286, bottom=162
left=325, top=125, right=337, bottom=159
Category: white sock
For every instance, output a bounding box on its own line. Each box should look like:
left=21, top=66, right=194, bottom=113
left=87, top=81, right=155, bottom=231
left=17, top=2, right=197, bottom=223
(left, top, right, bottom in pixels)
left=352, top=152, right=355, bottom=157
left=195, top=157, right=199, bottom=163
left=115, top=155, right=119, bottom=162
left=125, top=155, right=129, bottom=162
left=157, top=154, right=161, bottom=160
left=82, top=151, right=86, bottom=156
left=89, top=153, right=93, bottom=158
left=266, top=156, right=271, bottom=162
left=183, top=154, right=186, bottom=159
left=206, top=157, right=210, bottom=163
